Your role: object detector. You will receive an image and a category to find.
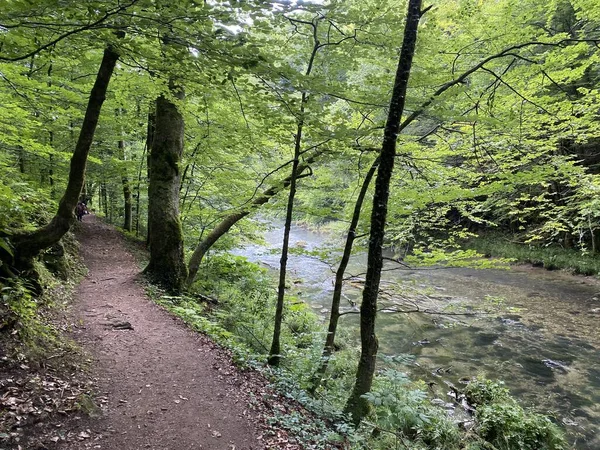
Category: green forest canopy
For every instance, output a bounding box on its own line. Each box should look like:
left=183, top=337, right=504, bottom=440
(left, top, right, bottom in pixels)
left=1, top=0, right=599, bottom=262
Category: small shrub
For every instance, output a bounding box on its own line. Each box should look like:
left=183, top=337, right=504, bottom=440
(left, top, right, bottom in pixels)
left=464, top=377, right=511, bottom=406
left=466, top=378, right=566, bottom=450
left=192, top=254, right=269, bottom=296
left=365, top=369, right=461, bottom=450
left=476, top=402, right=566, bottom=450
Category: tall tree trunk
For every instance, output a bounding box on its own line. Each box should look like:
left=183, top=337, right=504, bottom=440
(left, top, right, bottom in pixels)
left=143, top=80, right=188, bottom=292
left=267, top=104, right=304, bottom=367
left=11, top=45, right=119, bottom=268
left=47, top=64, right=56, bottom=198
left=108, top=184, right=115, bottom=223
left=311, top=157, right=379, bottom=391
left=268, top=18, right=325, bottom=366
left=185, top=151, right=322, bottom=287
left=17, top=147, right=25, bottom=173
left=118, top=139, right=132, bottom=231
left=101, top=181, right=108, bottom=217
left=49, top=154, right=55, bottom=198
left=135, top=143, right=147, bottom=237
left=122, top=172, right=132, bottom=231
left=85, top=181, right=95, bottom=206
left=344, top=0, right=424, bottom=425
left=145, top=110, right=156, bottom=245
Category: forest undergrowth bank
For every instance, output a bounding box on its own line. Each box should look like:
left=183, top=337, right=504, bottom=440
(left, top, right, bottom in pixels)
left=0, top=217, right=573, bottom=449
left=0, top=228, right=96, bottom=449
left=464, top=234, right=600, bottom=276
left=125, top=225, right=569, bottom=450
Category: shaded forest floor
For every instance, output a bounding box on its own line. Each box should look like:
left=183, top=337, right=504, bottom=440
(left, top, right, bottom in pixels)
left=3, top=216, right=317, bottom=450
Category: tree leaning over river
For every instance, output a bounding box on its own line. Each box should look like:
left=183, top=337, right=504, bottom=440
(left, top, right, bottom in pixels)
left=185, top=150, right=324, bottom=288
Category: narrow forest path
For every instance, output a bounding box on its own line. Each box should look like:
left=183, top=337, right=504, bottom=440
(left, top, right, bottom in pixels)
left=65, top=216, right=270, bottom=450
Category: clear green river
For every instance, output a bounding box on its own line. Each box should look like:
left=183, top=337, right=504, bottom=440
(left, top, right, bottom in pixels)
left=235, top=223, right=600, bottom=449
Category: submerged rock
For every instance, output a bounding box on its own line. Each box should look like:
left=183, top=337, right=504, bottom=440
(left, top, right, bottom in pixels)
left=542, top=359, right=569, bottom=373
left=431, top=398, right=455, bottom=410
left=562, top=417, right=579, bottom=427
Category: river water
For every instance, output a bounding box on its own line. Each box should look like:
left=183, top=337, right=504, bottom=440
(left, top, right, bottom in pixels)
left=234, top=223, right=600, bottom=449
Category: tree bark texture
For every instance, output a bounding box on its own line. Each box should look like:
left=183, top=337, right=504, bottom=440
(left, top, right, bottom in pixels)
left=145, top=109, right=156, bottom=245
left=143, top=81, right=188, bottom=292
left=312, top=157, right=379, bottom=391
left=185, top=151, right=322, bottom=287
left=118, top=139, right=133, bottom=231
left=11, top=45, right=119, bottom=268
left=344, top=0, right=423, bottom=425
left=267, top=111, right=304, bottom=366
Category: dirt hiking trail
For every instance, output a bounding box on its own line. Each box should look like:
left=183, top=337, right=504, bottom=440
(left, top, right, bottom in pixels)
left=66, top=216, right=269, bottom=450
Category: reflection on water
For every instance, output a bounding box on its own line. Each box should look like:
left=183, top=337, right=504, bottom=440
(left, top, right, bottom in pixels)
left=234, top=223, right=600, bottom=449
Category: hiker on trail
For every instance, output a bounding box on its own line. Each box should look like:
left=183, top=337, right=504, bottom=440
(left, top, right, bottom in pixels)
left=75, top=201, right=88, bottom=222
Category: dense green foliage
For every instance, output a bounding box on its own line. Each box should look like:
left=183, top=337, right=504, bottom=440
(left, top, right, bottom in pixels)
left=2, top=0, right=599, bottom=259
left=465, top=378, right=566, bottom=450
left=2, top=0, right=599, bottom=447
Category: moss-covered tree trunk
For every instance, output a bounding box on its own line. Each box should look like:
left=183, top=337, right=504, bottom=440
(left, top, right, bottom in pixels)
left=10, top=45, right=119, bottom=270
left=143, top=80, right=188, bottom=292
left=344, top=0, right=424, bottom=425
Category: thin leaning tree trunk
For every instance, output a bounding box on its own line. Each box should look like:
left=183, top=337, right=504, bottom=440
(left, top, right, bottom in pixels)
left=344, top=0, right=424, bottom=425
left=268, top=18, right=324, bottom=366
left=267, top=99, right=305, bottom=367
left=185, top=151, right=323, bottom=287
left=311, top=157, right=379, bottom=391
left=11, top=45, right=120, bottom=268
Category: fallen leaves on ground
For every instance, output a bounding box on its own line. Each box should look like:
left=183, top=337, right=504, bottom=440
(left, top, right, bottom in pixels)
left=0, top=354, right=93, bottom=449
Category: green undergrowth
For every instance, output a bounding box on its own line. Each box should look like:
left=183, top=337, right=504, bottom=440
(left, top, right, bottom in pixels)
left=464, top=378, right=567, bottom=450
left=1, top=184, right=86, bottom=362
left=1, top=235, right=86, bottom=363
left=465, top=234, right=600, bottom=276
left=0, top=223, right=96, bottom=448
left=143, top=252, right=567, bottom=450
